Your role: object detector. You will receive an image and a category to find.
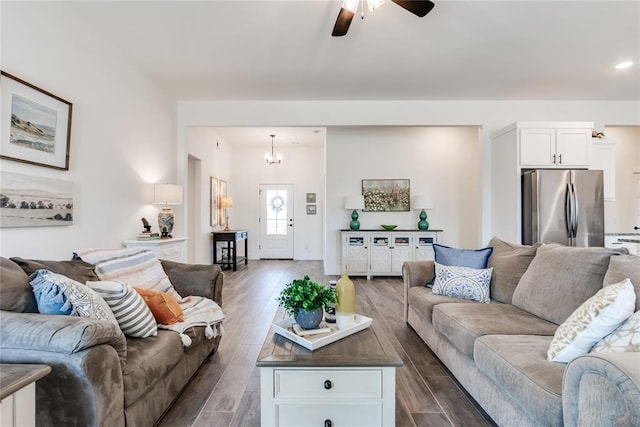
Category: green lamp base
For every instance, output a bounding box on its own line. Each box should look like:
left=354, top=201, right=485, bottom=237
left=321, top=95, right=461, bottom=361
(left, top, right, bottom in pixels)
left=350, top=209, right=360, bottom=230
left=417, top=210, right=429, bottom=230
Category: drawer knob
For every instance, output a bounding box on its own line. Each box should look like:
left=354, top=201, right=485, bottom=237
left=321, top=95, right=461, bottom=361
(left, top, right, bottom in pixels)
left=324, top=420, right=333, bottom=427
left=323, top=380, right=332, bottom=390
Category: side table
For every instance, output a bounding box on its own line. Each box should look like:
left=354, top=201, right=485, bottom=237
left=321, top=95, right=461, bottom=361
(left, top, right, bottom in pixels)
left=211, top=230, right=248, bottom=271
left=1, top=364, right=51, bottom=427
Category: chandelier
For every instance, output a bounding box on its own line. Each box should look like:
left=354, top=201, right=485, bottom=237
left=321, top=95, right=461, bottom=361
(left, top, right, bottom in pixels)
left=265, top=134, right=282, bottom=165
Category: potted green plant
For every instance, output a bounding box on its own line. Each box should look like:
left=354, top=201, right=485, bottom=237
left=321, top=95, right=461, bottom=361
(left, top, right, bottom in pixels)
left=276, top=275, right=337, bottom=329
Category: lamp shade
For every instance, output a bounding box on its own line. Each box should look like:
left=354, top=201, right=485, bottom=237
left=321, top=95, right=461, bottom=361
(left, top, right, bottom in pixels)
left=413, top=196, right=434, bottom=210
left=344, top=195, right=365, bottom=210
left=220, top=196, right=234, bottom=209
left=154, top=184, right=183, bottom=205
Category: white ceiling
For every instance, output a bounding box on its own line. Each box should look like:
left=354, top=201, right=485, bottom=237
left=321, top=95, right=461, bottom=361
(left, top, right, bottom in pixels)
left=63, top=0, right=639, bottom=146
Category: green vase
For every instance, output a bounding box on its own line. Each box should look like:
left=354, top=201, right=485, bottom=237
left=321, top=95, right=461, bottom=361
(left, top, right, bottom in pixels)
left=417, top=209, right=429, bottom=230
left=349, top=209, right=360, bottom=230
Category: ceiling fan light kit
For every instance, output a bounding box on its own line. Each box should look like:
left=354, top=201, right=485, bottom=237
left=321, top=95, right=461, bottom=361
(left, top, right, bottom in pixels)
left=332, top=0, right=435, bottom=37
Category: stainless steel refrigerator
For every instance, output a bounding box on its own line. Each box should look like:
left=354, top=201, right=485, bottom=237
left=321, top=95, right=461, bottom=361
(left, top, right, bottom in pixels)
left=522, top=169, right=604, bottom=247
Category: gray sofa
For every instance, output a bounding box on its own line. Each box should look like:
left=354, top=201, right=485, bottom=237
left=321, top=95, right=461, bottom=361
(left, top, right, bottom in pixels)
left=403, top=238, right=640, bottom=427
left=0, top=256, right=223, bottom=427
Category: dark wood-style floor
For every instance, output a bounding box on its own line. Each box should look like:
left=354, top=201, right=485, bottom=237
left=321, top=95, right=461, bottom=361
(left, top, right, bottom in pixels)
left=158, top=260, right=495, bottom=427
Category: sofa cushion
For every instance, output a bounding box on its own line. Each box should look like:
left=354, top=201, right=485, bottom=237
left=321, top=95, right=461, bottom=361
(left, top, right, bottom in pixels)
left=591, top=310, right=640, bottom=354
left=122, top=330, right=184, bottom=406
left=86, top=280, right=158, bottom=338
left=11, top=257, right=100, bottom=283
left=408, top=286, right=477, bottom=327
left=603, top=255, right=640, bottom=311
left=135, top=287, right=184, bottom=325
left=432, top=302, right=558, bottom=358
left=0, top=257, right=37, bottom=313
left=487, top=237, right=541, bottom=304
left=474, top=334, right=564, bottom=427
left=434, top=244, right=493, bottom=269
left=432, top=263, right=492, bottom=303
left=512, top=244, right=620, bottom=325
left=547, top=279, right=635, bottom=363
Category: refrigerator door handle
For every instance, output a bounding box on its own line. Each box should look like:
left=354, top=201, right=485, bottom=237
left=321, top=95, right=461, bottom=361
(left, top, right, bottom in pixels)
left=571, top=183, right=579, bottom=238
left=565, top=183, right=573, bottom=238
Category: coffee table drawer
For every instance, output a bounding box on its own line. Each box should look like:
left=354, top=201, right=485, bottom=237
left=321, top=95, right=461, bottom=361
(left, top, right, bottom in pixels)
left=276, top=402, right=382, bottom=427
left=274, top=369, right=381, bottom=398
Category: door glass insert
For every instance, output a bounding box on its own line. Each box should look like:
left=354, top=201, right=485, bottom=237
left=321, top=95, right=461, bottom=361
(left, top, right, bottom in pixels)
left=266, top=190, right=288, bottom=235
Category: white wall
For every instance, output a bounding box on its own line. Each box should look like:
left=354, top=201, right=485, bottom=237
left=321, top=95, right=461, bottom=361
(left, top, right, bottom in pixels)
left=602, top=126, right=640, bottom=232
left=231, top=142, right=325, bottom=260
left=185, top=127, right=232, bottom=264
left=325, top=126, right=481, bottom=275
left=0, top=2, right=176, bottom=259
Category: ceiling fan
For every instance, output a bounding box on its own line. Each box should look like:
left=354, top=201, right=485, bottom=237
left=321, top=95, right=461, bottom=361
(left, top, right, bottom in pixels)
left=332, top=0, right=435, bottom=37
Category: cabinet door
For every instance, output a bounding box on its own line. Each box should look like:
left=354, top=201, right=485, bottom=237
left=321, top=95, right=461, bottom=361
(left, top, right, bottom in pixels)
left=590, top=141, right=616, bottom=200
left=519, top=128, right=555, bottom=166
left=414, top=233, right=436, bottom=261
left=342, top=234, right=368, bottom=275
left=391, top=234, right=412, bottom=273
left=556, top=129, right=591, bottom=166
left=369, top=235, right=391, bottom=274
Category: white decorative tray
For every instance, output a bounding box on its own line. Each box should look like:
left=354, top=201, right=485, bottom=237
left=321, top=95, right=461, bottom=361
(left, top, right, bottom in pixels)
left=272, top=314, right=373, bottom=351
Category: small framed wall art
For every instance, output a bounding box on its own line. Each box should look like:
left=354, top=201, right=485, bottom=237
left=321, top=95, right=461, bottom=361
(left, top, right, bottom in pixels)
left=210, top=177, right=218, bottom=226
left=1, top=71, right=73, bottom=170
left=306, top=192, right=316, bottom=203
left=306, top=205, right=317, bottom=215
left=218, top=179, right=227, bottom=226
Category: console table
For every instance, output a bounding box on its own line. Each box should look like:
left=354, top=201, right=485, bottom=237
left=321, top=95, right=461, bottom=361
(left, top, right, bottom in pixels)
left=124, top=237, right=188, bottom=263
left=212, top=230, right=248, bottom=271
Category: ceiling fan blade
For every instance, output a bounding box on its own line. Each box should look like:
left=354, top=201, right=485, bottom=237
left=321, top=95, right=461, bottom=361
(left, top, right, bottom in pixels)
left=332, top=7, right=355, bottom=37
left=391, top=0, right=435, bottom=17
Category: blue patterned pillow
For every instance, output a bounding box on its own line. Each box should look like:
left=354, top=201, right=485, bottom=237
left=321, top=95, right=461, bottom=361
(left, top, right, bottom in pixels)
left=432, top=262, right=493, bottom=303
left=30, top=270, right=73, bottom=315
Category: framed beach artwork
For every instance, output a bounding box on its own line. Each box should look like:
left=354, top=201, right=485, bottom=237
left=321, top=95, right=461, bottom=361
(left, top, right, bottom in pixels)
left=0, top=71, right=73, bottom=170
left=210, top=176, right=218, bottom=226
left=362, top=179, right=410, bottom=212
left=0, top=171, right=73, bottom=227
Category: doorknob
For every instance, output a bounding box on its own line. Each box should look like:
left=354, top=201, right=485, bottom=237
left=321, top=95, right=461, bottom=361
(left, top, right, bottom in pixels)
left=289, top=218, right=293, bottom=227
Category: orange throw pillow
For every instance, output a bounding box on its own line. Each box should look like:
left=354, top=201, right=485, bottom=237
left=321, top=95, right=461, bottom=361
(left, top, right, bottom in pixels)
left=134, top=287, right=184, bottom=325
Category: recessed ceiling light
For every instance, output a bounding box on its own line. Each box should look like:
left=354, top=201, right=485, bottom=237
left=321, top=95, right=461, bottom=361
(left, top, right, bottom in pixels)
left=615, top=61, right=633, bottom=70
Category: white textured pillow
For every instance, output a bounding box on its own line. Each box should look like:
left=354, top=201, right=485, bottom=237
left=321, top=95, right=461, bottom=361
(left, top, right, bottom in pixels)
left=86, top=280, right=157, bottom=338
left=547, top=278, right=636, bottom=363
left=591, top=310, right=640, bottom=353
left=432, top=262, right=493, bottom=304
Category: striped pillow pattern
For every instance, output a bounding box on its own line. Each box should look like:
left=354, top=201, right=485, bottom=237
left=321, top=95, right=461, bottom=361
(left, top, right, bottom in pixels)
left=80, top=248, right=183, bottom=302
left=86, top=280, right=157, bottom=338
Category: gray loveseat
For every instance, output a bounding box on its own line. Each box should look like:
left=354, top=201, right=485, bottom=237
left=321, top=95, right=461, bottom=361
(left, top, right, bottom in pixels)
left=0, top=256, right=223, bottom=427
left=403, top=238, right=640, bottom=427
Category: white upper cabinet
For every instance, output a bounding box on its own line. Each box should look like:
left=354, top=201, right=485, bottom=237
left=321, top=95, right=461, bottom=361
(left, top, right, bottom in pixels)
left=519, top=127, right=591, bottom=168
left=590, top=139, right=616, bottom=200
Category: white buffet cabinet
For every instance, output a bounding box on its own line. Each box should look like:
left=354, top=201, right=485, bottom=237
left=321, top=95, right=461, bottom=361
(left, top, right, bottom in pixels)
left=123, top=237, right=188, bottom=262
left=341, top=230, right=441, bottom=279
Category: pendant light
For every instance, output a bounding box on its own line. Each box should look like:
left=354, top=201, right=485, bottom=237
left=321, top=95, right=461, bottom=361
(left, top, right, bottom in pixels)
left=265, top=134, right=282, bottom=165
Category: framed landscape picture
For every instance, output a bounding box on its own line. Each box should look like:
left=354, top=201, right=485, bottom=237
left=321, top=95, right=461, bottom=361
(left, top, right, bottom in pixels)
left=0, top=171, right=73, bottom=227
left=0, top=71, right=73, bottom=170
left=210, top=177, right=218, bottom=226
left=362, top=179, right=410, bottom=212
left=218, top=179, right=227, bottom=226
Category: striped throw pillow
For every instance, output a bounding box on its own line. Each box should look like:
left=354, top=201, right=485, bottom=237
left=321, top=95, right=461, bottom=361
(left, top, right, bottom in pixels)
left=86, top=280, right=157, bottom=338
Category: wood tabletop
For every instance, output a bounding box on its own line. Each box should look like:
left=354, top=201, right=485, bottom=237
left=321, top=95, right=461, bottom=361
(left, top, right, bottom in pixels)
left=0, top=364, right=51, bottom=399
left=257, top=308, right=403, bottom=368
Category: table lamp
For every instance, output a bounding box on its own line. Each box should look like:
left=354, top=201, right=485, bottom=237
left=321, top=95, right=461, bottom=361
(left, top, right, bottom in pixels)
left=344, top=195, right=365, bottom=230
left=154, top=184, right=183, bottom=237
left=221, top=196, right=234, bottom=231
left=413, top=196, right=434, bottom=230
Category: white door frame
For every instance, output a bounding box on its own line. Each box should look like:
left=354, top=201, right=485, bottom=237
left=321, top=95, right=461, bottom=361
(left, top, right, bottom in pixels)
left=258, top=183, right=295, bottom=259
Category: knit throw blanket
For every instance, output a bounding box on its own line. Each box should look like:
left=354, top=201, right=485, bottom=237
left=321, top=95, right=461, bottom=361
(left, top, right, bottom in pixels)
left=74, top=248, right=224, bottom=347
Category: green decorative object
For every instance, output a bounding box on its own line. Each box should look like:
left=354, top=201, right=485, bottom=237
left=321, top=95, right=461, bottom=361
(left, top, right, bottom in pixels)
left=350, top=210, right=360, bottom=230
left=418, top=210, right=429, bottom=230
left=381, top=224, right=398, bottom=230
left=276, top=275, right=336, bottom=329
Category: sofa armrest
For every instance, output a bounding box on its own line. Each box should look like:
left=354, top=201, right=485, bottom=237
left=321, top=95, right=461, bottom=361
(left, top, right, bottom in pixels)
left=563, top=352, right=640, bottom=427
left=160, top=260, right=223, bottom=305
left=0, top=311, right=126, bottom=369
left=402, top=261, right=434, bottom=322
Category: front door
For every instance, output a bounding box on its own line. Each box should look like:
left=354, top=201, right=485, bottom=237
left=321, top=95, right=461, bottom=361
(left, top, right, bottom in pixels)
left=259, top=184, right=294, bottom=259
